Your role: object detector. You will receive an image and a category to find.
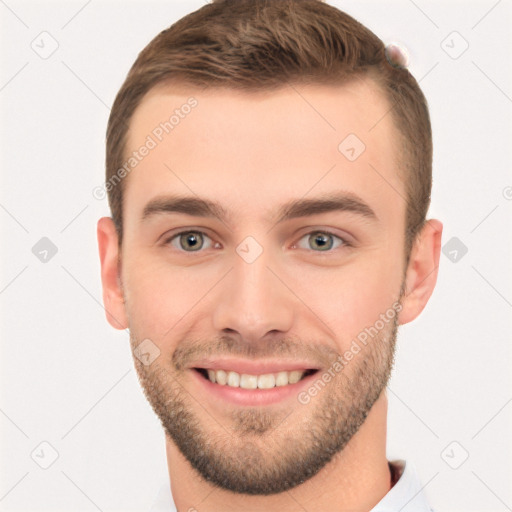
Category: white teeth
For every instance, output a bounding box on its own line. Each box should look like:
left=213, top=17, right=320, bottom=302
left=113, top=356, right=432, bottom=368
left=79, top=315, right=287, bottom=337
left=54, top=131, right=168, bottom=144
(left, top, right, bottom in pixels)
left=275, top=371, right=289, bottom=387
left=288, top=370, right=302, bottom=384
left=240, top=374, right=258, bottom=389
left=204, top=369, right=310, bottom=389
left=227, top=371, right=240, bottom=387
left=216, top=369, right=227, bottom=385
left=257, top=374, right=275, bottom=389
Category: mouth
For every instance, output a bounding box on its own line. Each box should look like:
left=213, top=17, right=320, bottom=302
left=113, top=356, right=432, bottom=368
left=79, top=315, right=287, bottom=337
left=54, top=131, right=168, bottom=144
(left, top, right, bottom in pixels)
left=188, top=358, right=323, bottom=406
left=193, top=367, right=319, bottom=390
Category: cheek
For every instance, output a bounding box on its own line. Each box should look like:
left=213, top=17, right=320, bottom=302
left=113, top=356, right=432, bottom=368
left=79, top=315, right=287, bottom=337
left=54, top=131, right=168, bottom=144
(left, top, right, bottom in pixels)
left=122, top=257, right=188, bottom=336
left=301, top=253, right=402, bottom=345
left=122, top=254, right=222, bottom=340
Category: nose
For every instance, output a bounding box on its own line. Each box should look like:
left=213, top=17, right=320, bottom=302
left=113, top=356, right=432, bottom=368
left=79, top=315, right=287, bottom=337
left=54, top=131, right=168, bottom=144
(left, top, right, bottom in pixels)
left=211, top=246, right=295, bottom=343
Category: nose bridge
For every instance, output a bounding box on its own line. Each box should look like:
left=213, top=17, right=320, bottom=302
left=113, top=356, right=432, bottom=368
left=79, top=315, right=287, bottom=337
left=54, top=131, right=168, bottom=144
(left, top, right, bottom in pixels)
left=234, top=247, right=275, bottom=303
left=211, top=240, right=294, bottom=339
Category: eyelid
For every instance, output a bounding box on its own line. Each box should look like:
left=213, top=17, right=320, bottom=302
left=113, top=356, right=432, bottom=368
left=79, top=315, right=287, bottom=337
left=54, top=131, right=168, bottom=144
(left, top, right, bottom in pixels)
left=292, top=229, right=352, bottom=251
left=162, top=227, right=353, bottom=253
left=161, top=228, right=216, bottom=250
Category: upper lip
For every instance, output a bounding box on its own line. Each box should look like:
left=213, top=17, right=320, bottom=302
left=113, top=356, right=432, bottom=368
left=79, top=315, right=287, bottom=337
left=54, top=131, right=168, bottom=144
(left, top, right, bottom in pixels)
left=189, top=358, right=320, bottom=375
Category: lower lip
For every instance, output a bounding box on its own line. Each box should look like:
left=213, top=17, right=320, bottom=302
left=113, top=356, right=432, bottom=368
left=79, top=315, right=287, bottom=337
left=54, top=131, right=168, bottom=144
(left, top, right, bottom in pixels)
left=191, top=369, right=319, bottom=406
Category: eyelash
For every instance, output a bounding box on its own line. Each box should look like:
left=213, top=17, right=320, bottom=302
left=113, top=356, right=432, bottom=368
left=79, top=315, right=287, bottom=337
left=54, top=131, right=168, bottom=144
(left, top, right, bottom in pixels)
left=162, top=229, right=351, bottom=254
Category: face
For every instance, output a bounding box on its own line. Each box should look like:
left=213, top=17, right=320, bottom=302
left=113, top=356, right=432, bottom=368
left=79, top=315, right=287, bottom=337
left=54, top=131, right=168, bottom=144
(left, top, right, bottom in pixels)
left=99, top=79, right=438, bottom=495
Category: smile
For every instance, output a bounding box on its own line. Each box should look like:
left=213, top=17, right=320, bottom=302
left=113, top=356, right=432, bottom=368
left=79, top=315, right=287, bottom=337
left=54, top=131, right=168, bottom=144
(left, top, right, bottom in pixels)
left=195, top=368, right=318, bottom=389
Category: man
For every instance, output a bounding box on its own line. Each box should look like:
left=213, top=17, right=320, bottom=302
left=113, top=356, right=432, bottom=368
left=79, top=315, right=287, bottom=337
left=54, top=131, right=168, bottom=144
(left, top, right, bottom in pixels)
left=97, top=0, right=442, bottom=510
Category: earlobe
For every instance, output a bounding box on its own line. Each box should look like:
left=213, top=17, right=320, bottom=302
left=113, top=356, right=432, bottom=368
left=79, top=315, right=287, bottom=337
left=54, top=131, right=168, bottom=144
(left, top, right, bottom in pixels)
left=399, top=219, right=443, bottom=325
left=97, top=217, right=129, bottom=330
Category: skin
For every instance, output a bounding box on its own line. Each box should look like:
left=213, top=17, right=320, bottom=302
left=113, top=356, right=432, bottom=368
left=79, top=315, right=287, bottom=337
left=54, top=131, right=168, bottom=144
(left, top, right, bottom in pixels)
left=98, top=77, right=442, bottom=511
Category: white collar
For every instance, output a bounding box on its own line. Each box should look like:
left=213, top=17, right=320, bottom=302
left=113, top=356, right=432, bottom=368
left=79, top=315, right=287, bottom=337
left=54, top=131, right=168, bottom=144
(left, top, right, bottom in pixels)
left=371, top=460, right=435, bottom=511
left=149, top=459, right=435, bottom=512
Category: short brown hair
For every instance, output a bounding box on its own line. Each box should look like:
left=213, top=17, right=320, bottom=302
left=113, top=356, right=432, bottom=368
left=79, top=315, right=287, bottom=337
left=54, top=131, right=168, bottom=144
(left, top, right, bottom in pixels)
left=106, top=0, right=432, bottom=259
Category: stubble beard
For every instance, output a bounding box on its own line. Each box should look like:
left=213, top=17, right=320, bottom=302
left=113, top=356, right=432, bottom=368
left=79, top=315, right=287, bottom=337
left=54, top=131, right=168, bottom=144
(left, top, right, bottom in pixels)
left=130, top=314, right=398, bottom=495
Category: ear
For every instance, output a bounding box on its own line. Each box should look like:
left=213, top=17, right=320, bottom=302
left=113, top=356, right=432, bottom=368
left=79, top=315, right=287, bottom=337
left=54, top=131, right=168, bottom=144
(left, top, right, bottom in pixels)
left=97, top=217, right=129, bottom=330
left=399, top=219, right=443, bottom=325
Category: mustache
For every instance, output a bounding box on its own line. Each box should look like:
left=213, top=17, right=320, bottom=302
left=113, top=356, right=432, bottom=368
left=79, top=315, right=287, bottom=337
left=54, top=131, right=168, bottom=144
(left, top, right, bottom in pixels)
left=172, top=335, right=339, bottom=371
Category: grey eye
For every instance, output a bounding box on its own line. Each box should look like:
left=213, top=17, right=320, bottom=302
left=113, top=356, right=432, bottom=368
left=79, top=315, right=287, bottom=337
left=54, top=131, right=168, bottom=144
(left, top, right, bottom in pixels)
left=309, top=232, right=333, bottom=251
left=296, top=231, right=345, bottom=252
left=174, top=231, right=210, bottom=251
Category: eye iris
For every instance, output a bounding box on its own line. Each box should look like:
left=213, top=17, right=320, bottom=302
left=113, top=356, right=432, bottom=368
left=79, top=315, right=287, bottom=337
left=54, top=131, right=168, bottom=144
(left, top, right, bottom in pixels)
left=310, top=232, right=332, bottom=251
left=180, top=232, right=203, bottom=251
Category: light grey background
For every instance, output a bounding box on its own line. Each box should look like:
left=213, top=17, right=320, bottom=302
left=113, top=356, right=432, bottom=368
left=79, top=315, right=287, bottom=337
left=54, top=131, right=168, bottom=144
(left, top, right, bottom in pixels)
left=1, top=1, right=511, bottom=511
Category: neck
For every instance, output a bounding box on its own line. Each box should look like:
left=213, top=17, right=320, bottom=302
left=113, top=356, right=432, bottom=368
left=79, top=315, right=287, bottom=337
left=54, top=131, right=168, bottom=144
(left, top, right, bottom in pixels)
left=166, top=391, right=391, bottom=512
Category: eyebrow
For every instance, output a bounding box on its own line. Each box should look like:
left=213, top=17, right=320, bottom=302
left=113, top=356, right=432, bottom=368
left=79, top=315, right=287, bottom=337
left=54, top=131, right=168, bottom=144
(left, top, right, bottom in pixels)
left=140, top=192, right=377, bottom=226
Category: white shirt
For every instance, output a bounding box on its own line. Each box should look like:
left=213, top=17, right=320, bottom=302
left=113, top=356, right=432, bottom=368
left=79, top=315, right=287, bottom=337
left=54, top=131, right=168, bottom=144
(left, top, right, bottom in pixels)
left=149, top=459, right=435, bottom=512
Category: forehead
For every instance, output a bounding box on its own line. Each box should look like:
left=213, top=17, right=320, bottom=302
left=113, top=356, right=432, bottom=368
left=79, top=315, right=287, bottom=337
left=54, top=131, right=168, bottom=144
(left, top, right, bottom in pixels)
left=122, top=79, right=404, bottom=231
